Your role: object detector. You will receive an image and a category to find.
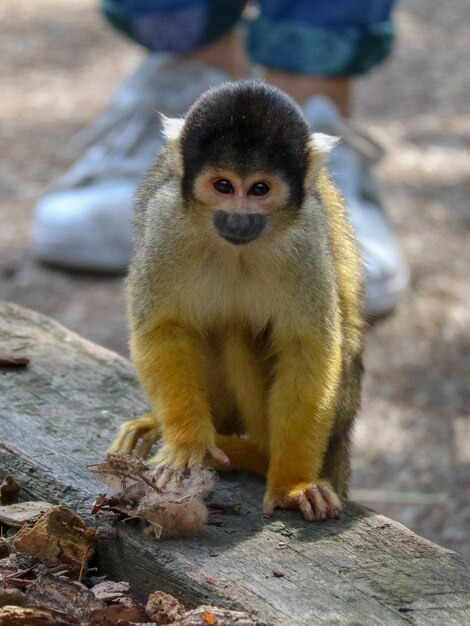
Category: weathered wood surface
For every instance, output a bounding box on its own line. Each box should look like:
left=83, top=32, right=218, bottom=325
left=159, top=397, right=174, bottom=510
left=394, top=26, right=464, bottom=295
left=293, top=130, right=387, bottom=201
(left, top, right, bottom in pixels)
left=1, top=300, right=469, bottom=626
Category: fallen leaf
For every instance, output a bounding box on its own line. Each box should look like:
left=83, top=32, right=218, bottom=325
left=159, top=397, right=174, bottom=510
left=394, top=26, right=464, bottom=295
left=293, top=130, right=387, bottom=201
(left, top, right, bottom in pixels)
left=90, top=455, right=216, bottom=538
left=145, top=590, right=186, bottom=624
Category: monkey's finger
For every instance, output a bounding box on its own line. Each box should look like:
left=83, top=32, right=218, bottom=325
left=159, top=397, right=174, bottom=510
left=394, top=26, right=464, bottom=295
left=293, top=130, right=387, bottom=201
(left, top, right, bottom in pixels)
left=153, top=466, right=183, bottom=490
left=317, top=483, right=342, bottom=519
left=134, top=435, right=155, bottom=459
left=306, top=486, right=327, bottom=521
left=149, top=465, right=166, bottom=481
left=298, top=492, right=316, bottom=522
left=207, top=445, right=230, bottom=467
left=120, top=427, right=144, bottom=454
left=262, top=499, right=276, bottom=517
left=109, top=420, right=150, bottom=454
left=107, top=424, right=137, bottom=455
left=155, top=467, right=177, bottom=489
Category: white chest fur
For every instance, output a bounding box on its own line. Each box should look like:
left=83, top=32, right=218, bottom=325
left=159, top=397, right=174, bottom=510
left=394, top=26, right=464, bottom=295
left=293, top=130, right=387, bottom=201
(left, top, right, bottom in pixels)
left=173, top=243, right=291, bottom=333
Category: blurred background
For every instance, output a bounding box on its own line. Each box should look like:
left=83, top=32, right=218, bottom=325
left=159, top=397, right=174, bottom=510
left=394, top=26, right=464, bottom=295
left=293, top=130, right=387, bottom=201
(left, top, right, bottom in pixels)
left=1, top=1, right=469, bottom=558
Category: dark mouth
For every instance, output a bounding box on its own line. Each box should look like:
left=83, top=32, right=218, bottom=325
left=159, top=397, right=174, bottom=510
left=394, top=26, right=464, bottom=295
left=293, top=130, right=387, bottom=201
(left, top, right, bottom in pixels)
left=221, top=234, right=260, bottom=245
left=213, top=211, right=266, bottom=246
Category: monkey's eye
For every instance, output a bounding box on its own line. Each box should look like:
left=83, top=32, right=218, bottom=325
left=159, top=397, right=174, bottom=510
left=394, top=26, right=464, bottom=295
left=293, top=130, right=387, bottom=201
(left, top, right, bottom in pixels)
left=213, top=179, right=233, bottom=194
left=249, top=182, right=270, bottom=197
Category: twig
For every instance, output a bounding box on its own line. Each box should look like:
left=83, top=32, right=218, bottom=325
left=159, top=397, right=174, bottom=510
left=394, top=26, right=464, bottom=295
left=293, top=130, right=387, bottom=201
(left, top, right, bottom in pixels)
left=78, top=545, right=92, bottom=583
left=4, top=563, right=39, bottom=581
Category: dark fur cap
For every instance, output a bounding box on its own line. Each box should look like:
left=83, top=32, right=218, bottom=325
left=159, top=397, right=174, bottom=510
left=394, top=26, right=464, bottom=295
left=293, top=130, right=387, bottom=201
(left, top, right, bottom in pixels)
left=181, top=80, right=310, bottom=207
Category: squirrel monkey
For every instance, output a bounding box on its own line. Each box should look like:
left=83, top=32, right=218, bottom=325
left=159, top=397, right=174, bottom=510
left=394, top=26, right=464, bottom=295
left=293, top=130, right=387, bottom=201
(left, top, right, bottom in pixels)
left=108, top=81, right=364, bottom=521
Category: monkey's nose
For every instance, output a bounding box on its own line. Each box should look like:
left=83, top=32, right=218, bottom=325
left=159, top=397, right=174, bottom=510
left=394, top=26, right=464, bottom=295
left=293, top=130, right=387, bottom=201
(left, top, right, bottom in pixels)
left=213, top=211, right=266, bottom=245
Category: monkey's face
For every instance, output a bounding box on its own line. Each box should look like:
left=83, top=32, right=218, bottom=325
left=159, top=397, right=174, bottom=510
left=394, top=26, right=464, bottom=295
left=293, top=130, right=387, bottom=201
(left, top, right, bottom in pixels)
left=191, top=167, right=290, bottom=246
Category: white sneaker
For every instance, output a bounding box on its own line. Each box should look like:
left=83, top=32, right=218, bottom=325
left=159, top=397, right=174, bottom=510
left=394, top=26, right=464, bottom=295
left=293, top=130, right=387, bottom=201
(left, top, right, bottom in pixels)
left=303, top=96, right=409, bottom=317
left=31, top=55, right=229, bottom=272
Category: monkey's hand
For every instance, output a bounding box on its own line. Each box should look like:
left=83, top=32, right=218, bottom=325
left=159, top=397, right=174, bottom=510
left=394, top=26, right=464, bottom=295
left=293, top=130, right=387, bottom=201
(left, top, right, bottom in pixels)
left=128, top=323, right=229, bottom=473
left=147, top=435, right=230, bottom=471
left=263, top=481, right=342, bottom=522
left=107, top=413, right=162, bottom=458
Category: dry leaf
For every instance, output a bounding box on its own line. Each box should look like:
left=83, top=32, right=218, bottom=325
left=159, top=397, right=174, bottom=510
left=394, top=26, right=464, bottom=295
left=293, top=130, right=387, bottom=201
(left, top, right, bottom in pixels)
left=89, top=455, right=216, bottom=538
left=88, top=455, right=150, bottom=502
left=0, top=501, right=53, bottom=527
left=13, top=506, right=95, bottom=574
left=145, top=590, right=185, bottom=624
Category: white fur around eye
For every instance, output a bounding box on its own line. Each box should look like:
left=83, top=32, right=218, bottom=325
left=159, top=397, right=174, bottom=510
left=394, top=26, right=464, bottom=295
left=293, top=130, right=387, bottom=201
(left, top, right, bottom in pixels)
left=310, top=132, right=339, bottom=159
left=161, top=116, right=185, bottom=142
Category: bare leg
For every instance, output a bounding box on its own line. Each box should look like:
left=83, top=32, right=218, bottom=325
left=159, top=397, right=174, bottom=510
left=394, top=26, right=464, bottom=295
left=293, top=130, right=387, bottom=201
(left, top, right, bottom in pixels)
left=188, top=30, right=248, bottom=80
left=264, top=70, right=351, bottom=116
left=189, top=33, right=350, bottom=112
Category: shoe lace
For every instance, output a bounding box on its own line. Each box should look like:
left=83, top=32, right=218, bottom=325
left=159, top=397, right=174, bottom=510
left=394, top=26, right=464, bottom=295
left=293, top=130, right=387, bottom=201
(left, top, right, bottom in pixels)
left=55, top=105, right=162, bottom=189
left=322, top=117, right=385, bottom=166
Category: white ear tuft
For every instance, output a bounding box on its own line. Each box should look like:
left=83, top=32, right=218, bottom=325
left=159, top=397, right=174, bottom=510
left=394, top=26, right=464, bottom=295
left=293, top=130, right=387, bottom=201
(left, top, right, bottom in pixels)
left=161, top=116, right=185, bottom=142
left=310, top=132, right=339, bottom=159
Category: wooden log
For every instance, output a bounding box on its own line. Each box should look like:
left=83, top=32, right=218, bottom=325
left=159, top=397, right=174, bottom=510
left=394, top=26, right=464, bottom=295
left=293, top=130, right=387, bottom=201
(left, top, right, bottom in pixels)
left=1, top=300, right=469, bottom=625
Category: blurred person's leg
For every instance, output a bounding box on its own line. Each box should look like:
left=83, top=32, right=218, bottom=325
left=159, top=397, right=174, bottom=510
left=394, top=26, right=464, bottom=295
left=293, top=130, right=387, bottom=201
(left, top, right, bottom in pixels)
left=32, top=0, right=247, bottom=272
left=249, top=0, right=409, bottom=317
left=32, top=0, right=408, bottom=316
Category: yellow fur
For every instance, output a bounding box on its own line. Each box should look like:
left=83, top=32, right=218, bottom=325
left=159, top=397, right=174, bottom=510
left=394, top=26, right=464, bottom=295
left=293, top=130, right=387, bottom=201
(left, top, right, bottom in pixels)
left=265, top=325, right=342, bottom=499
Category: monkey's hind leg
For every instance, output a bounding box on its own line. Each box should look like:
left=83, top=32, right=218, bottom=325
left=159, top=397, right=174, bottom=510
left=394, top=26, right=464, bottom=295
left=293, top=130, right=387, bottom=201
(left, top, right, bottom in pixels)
left=320, top=354, right=363, bottom=497
left=214, top=435, right=268, bottom=476
left=319, top=426, right=352, bottom=498
left=107, top=412, right=162, bottom=459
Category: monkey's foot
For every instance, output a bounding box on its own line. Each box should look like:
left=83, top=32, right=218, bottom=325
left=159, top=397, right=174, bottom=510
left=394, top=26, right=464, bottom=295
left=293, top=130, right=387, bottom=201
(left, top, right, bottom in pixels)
left=263, top=481, right=341, bottom=522
left=214, top=435, right=268, bottom=476
left=107, top=413, right=161, bottom=458
left=147, top=441, right=230, bottom=472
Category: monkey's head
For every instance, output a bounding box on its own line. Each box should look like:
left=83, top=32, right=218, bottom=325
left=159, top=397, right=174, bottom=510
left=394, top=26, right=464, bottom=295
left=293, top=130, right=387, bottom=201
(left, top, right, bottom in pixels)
left=162, top=80, right=337, bottom=247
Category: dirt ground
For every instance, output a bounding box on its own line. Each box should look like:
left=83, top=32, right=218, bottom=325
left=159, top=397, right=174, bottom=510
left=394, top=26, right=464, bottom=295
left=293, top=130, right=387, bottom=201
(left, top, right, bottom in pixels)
left=1, top=1, right=469, bottom=560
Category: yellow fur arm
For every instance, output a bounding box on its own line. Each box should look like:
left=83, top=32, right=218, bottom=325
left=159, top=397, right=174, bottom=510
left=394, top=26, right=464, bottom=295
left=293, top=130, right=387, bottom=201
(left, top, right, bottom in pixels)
left=266, top=328, right=342, bottom=500
left=131, top=321, right=222, bottom=468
